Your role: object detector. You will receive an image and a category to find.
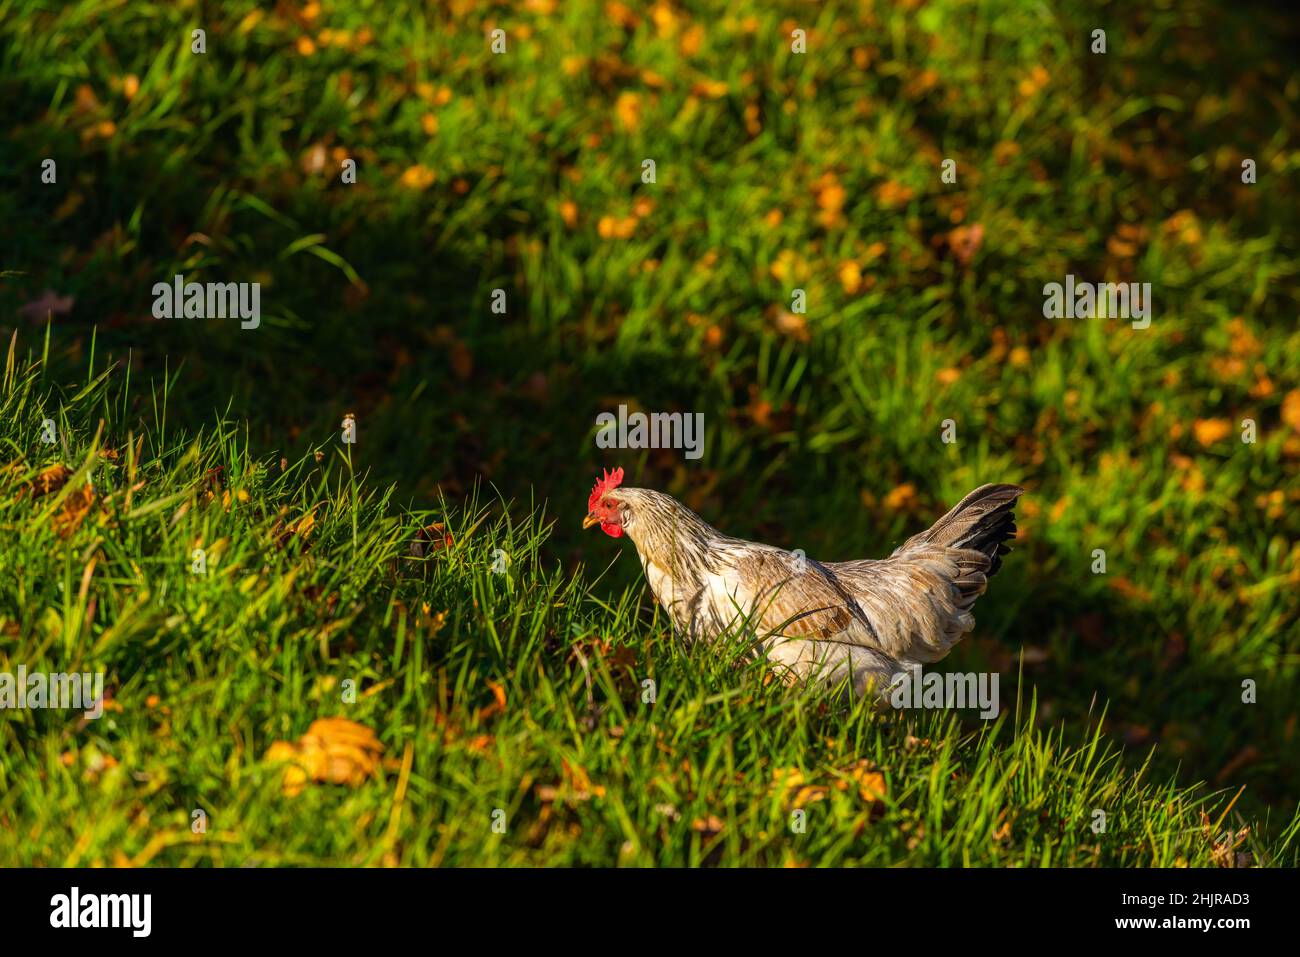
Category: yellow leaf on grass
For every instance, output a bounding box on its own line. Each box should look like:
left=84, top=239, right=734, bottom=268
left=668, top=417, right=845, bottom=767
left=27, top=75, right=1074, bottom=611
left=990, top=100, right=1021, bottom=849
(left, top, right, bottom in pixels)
left=1281, top=390, right=1300, bottom=433
left=882, top=483, right=917, bottom=512
left=846, top=761, right=887, bottom=803
left=293, top=511, right=316, bottom=539
left=399, top=165, right=436, bottom=191
left=614, top=92, right=642, bottom=132
left=1193, top=418, right=1232, bottom=447
left=838, top=261, right=862, bottom=294
left=266, top=718, right=384, bottom=797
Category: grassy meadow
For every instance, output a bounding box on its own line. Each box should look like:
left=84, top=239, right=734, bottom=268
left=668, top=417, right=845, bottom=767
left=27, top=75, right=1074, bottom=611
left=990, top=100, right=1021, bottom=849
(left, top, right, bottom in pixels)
left=0, top=0, right=1298, bottom=866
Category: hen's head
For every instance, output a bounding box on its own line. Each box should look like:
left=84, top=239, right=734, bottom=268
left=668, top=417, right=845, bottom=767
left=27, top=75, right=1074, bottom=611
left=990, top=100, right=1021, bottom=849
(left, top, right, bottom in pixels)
left=582, top=470, right=715, bottom=552
left=583, top=467, right=629, bottom=538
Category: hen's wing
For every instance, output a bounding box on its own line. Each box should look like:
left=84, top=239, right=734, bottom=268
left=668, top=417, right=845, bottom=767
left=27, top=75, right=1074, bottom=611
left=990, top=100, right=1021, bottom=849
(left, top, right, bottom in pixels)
left=736, top=551, right=966, bottom=661
left=707, top=547, right=898, bottom=693
left=732, top=548, right=863, bottom=640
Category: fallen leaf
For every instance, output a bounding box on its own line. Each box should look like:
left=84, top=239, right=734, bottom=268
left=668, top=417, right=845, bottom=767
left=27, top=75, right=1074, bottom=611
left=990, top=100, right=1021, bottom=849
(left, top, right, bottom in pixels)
left=769, top=307, right=809, bottom=342
left=845, top=760, right=887, bottom=803
left=1192, top=418, right=1232, bottom=447
left=691, top=815, right=724, bottom=835
left=399, top=165, right=436, bottom=191
left=52, top=481, right=95, bottom=537
left=1281, top=391, right=1300, bottom=433
left=948, top=223, right=985, bottom=266
left=292, top=511, right=316, bottom=539
left=882, top=483, right=918, bottom=512
left=476, top=681, right=507, bottom=721
left=265, top=718, right=384, bottom=797
left=410, top=522, right=454, bottom=557
left=614, top=91, right=642, bottom=131
left=560, top=757, right=606, bottom=800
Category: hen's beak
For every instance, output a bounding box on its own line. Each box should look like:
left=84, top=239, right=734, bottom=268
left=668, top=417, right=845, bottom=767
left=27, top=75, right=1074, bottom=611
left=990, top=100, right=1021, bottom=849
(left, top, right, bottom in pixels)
left=582, top=513, right=601, bottom=530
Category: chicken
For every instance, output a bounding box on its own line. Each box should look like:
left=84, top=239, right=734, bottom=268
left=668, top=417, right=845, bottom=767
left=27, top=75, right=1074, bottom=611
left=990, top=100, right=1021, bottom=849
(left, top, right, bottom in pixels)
left=582, top=468, right=1023, bottom=700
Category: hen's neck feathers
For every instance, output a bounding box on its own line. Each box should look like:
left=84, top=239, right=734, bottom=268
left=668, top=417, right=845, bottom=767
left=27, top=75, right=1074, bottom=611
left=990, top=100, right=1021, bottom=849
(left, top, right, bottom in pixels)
left=618, top=488, right=728, bottom=569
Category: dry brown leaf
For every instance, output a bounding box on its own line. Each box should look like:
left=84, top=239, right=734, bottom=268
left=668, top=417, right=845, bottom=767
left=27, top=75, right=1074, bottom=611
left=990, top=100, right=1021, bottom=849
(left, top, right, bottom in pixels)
left=265, top=718, right=384, bottom=797
left=614, top=91, right=642, bottom=131
left=29, top=463, right=72, bottom=497
left=1108, top=576, right=1153, bottom=604
left=51, top=482, right=96, bottom=537
left=1200, top=811, right=1252, bottom=868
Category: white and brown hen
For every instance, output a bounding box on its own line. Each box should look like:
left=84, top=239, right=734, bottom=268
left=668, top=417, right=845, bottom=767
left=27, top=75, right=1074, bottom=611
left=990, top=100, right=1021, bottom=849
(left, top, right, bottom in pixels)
left=583, top=468, right=1022, bottom=700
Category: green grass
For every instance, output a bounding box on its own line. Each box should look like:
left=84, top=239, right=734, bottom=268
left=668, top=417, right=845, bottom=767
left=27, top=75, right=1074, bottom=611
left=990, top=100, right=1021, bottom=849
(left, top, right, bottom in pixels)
left=0, top=346, right=1297, bottom=866
left=1, top=0, right=1298, bottom=865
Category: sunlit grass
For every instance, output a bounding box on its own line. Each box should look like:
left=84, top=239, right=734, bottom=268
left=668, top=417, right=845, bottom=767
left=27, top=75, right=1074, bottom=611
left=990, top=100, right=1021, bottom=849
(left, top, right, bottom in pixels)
left=1, top=0, right=1298, bottom=865
left=0, top=346, right=1296, bottom=866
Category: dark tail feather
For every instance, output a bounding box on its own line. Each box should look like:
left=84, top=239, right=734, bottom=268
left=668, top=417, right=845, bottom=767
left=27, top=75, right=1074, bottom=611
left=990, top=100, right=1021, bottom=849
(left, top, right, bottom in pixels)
left=901, top=483, right=1024, bottom=577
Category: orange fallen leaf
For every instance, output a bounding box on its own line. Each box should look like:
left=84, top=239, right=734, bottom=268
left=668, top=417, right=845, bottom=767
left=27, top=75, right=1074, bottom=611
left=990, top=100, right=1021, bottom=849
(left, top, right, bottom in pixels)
left=476, top=681, right=507, bottom=721
left=1192, top=418, right=1232, bottom=447
left=838, top=260, right=862, bottom=294
left=51, top=482, right=96, bottom=537
left=399, top=164, right=436, bottom=191
left=882, top=483, right=918, bottom=512
left=450, top=341, right=473, bottom=380
left=265, top=718, right=384, bottom=797
left=691, top=815, right=724, bottom=835
left=1108, top=576, right=1153, bottom=604
left=1281, top=391, right=1300, bottom=433
left=28, top=463, right=72, bottom=497
left=614, top=91, right=642, bottom=131
left=597, top=215, right=637, bottom=239
left=561, top=757, right=606, bottom=800
left=410, top=522, right=454, bottom=557
left=845, top=760, right=887, bottom=803
left=948, top=223, right=984, bottom=266
left=292, top=510, right=316, bottom=539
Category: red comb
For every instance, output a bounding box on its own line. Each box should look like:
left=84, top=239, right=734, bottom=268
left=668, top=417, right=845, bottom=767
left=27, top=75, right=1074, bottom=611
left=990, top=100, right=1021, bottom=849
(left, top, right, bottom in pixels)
left=588, top=467, right=625, bottom=510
